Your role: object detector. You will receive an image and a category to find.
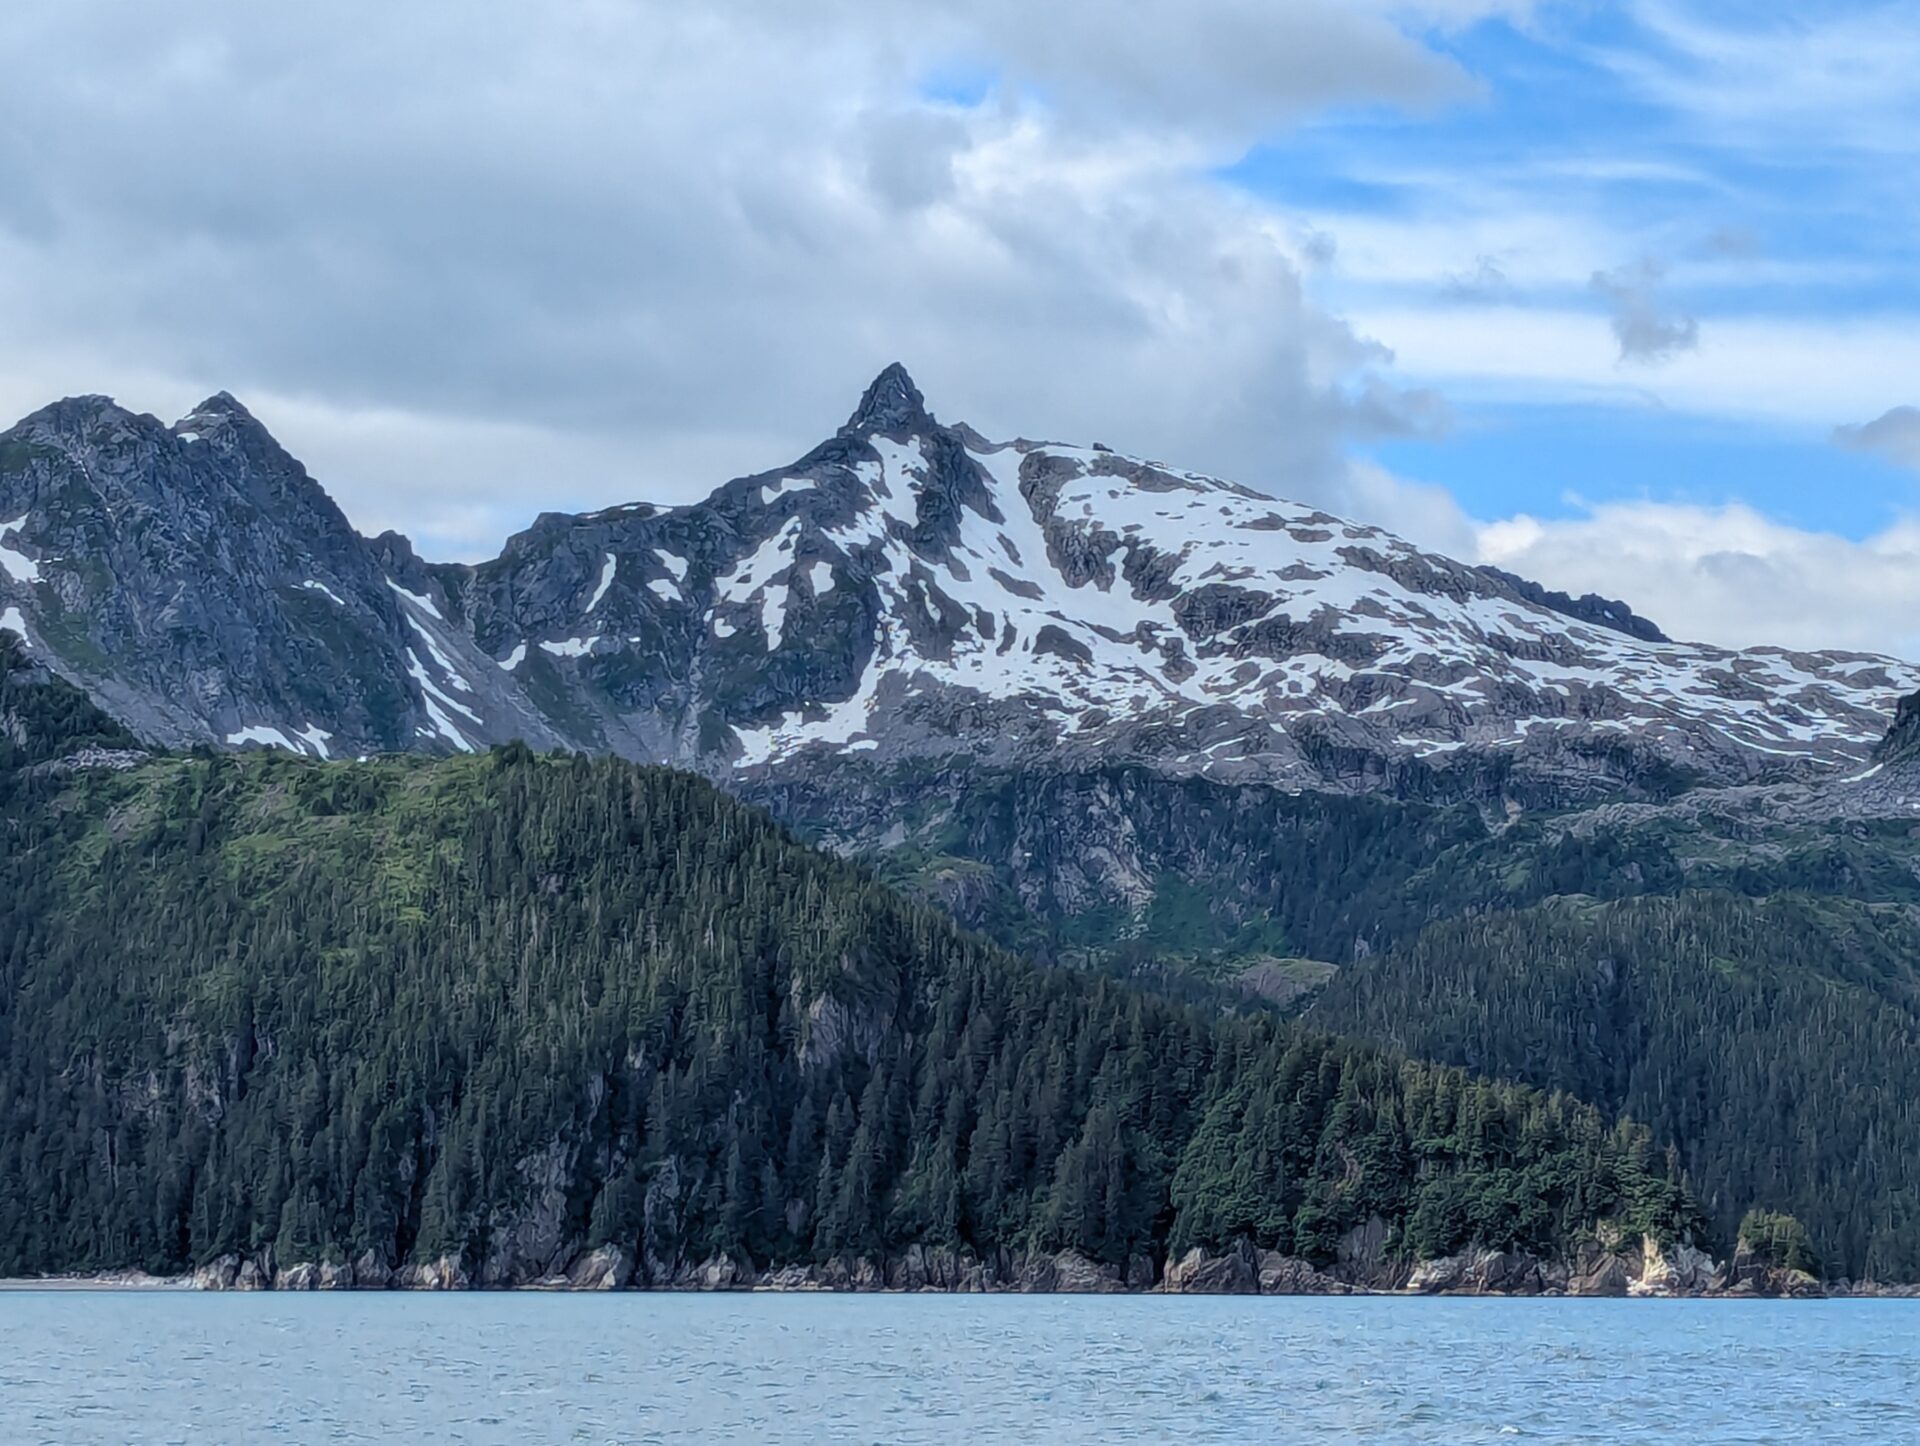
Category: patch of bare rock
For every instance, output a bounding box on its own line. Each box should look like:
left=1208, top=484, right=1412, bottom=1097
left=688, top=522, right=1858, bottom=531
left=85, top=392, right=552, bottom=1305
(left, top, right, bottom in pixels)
left=177, top=1221, right=1848, bottom=1298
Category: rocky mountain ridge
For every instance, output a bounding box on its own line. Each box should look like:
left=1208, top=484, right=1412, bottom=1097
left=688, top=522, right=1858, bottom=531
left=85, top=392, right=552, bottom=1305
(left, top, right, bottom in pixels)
left=2, top=365, right=1914, bottom=803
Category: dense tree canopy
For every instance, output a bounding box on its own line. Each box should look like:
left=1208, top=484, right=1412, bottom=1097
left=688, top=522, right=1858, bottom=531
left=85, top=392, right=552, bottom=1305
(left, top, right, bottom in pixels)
left=0, top=666, right=1698, bottom=1280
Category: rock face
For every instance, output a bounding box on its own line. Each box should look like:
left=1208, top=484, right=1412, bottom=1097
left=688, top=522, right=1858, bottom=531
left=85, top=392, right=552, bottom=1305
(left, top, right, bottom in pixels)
left=565, top=1245, right=634, bottom=1291
left=182, top=1233, right=1807, bottom=1296
left=1163, top=1243, right=1259, bottom=1294
left=1873, top=688, right=1920, bottom=767
left=1717, top=1243, right=1825, bottom=1299
left=0, top=393, right=561, bottom=756
left=3, top=366, right=1912, bottom=804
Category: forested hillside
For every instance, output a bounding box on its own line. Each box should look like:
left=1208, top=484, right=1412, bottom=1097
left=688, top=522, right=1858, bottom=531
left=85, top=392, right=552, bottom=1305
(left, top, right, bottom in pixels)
left=760, top=757, right=1920, bottom=1281
left=1310, top=892, right=1920, bottom=1281
left=0, top=640, right=1699, bottom=1285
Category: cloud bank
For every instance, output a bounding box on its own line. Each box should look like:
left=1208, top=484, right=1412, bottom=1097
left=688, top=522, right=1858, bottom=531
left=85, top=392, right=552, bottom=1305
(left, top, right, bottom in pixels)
left=3, top=2, right=1919, bottom=665
left=0, top=0, right=1494, bottom=556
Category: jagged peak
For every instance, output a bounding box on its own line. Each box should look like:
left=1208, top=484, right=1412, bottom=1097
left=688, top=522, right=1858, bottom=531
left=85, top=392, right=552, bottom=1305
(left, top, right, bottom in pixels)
left=10, top=394, right=130, bottom=432
left=175, top=391, right=262, bottom=437
left=842, top=363, right=933, bottom=437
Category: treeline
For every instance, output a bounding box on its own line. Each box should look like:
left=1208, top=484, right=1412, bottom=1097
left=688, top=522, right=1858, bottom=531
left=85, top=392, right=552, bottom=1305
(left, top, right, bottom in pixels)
left=765, top=757, right=1920, bottom=1281
left=0, top=631, right=140, bottom=777
left=1310, top=892, right=1920, bottom=1281
left=0, top=698, right=1698, bottom=1280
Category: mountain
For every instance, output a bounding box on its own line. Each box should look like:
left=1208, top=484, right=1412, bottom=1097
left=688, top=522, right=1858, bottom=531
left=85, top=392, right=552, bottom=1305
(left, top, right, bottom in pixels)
left=0, top=640, right=1706, bottom=1292
left=0, top=392, right=562, bottom=756
left=9, top=365, right=1919, bottom=1284
left=2, top=365, right=1912, bottom=804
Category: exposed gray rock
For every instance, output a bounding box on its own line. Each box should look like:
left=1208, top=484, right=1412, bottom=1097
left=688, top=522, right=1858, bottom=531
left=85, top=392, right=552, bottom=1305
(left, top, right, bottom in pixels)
left=190, top=1254, right=241, bottom=1291
left=565, top=1245, right=634, bottom=1291
left=396, top=1256, right=469, bottom=1291
left=1162, top=1243, right=1259, bottom=1294
left=1405, top=1249, right=1549, bottom=1296
left=4, top=367, right=1906, bottom=809
left=1256, top=1251, right=1350, bottom=1295
left=476, top=1141, right=577, bottom=1287
left=1716, top=1244, right=1825, bottom=1298
left=351, top=1250, right=393, bottom=1290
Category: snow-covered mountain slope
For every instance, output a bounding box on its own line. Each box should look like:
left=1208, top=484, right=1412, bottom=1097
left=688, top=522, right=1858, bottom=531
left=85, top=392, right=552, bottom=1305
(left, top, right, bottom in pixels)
left=1, top=365, right=1914, bottom=803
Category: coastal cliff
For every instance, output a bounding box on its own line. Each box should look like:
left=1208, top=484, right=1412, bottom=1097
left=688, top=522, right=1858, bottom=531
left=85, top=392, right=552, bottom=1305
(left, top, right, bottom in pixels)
left=175, top=1226, right=1839, bottom=1299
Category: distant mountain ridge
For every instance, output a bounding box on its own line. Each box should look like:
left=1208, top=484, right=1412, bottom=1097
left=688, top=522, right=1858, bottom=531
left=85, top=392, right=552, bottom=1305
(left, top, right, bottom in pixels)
left=1, top=365, right=1912, bottom=804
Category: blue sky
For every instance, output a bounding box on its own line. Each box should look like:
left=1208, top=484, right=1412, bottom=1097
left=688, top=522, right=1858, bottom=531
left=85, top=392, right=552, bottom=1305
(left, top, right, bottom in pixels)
left=1219, top=4, right=1920, bottom=542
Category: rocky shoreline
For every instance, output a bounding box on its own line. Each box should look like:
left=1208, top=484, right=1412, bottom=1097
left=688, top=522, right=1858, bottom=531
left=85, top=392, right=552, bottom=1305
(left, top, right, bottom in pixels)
left=14, top=1233, right=1910, bottom=1299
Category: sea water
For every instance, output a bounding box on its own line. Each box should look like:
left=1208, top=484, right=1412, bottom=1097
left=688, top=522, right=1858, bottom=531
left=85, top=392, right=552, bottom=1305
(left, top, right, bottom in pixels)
left=1, top=1291, right=1915, bottom=1443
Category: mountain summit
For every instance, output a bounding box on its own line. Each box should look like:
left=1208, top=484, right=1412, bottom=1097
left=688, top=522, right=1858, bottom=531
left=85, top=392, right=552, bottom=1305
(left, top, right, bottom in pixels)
left=1, top=367, right=1913, bottom=802
left=843, top=361, right=933, bottom=435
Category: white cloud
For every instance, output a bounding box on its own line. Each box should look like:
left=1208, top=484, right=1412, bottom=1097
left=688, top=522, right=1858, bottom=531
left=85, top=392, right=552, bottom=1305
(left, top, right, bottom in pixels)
left=1614, top=4, right=1920, bottom=156
left=1477, top=500, right=1920, bottom=659
left=0, top=0, right=1511, bottom=558
left=1350, top=305, right=1920, bottom=426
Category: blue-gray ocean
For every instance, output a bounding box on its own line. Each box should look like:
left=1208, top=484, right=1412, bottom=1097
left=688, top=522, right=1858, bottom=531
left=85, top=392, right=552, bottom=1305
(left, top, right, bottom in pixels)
left=1, top=1292, right=1915, bottom=1443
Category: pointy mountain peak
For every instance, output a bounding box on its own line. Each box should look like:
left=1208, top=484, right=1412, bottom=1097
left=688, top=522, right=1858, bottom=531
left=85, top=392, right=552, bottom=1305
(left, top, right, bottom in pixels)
left=175, top=391, right=262, bottom=437
left=842, top=362, right=933, bottom=437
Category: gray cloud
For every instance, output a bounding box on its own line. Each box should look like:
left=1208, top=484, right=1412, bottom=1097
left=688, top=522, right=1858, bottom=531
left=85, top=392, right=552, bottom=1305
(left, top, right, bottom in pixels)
left=1833, top=406, right=1920, bottom=471
left=861, top=109, right=972, bottom=211
left=0, top=1, right=1486, bottom=557
left=1443, top=254, right=1512, bottom=301
left=1701, top=225, right=1761, bottom=258
left=1589, top=258, right=1700, bottom=363
left=1344, top=377, right=1452, bottom=440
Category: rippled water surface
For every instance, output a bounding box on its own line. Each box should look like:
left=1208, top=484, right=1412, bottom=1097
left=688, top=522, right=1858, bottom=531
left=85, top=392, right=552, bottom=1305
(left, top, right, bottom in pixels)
left=2, top=1291, right=1917, bottom=1443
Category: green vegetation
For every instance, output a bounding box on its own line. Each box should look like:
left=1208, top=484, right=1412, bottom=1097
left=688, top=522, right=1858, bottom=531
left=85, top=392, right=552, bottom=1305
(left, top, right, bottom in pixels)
left=0, top=635, right=141, bottom=774
left=768, top=760, right=1920, bottom=1281
left=0, top=649, right=1698, bottom=1281
left=1738, top=1209, right=1819, bottom=1277
left=1310, top=892, right=1920, bottom=1281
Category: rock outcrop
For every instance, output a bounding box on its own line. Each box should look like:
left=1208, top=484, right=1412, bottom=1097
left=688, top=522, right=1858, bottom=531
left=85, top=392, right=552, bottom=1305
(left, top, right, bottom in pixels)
left=181, top=1232, right=1813, bottom=1297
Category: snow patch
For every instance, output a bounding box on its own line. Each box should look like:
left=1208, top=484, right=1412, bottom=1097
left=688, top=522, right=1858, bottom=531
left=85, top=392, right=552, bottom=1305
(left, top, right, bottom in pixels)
left=292, top=724, right=333, bottom=759
left=647, top=578, right=681, bottom=603
left=807, top=561, right=836, bottom=596
left=760, top=475, right=816, bottom=505
left=539, top=636, right=600, bottom=658
left=405, top=646, right=482, bottom=754
left=386, top=579, right=444, bottom=620
left=585, top=553, right=616, bottom=613
left=404, top=616, right=474, bottom=692
left=0, top=515, right=40, bottom=584
left=762, top=585, right=789, bottom=649
left=418, top=697, right=477, bottom=752
left=498, top=643, right=527, bottom=671
left=655, top=549, right=689, bottom=582
left=714, top=517, right=806, bottom=649
left=1, top=605, right=29, bottom=644
left=226, top=725, right=300, bottom=753
left=300, top=580, right=347, bottom=607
